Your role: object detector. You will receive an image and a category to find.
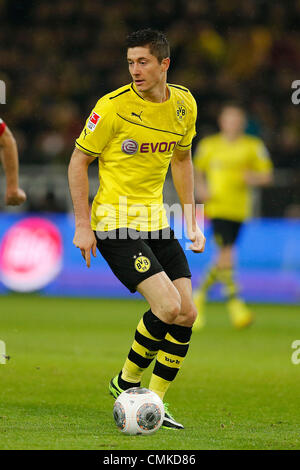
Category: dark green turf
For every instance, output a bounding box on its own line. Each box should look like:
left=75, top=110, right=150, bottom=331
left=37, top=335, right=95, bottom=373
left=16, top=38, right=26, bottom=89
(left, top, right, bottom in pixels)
left=0, top=294, right=299, bottom=450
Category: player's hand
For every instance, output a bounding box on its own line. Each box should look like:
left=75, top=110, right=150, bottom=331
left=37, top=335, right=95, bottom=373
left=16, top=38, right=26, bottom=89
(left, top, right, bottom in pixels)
left=73, top=226, right=97, bottom=268
left=187, top=223, right=206, bottom=253
left=5, top=187, right=27, bottom=206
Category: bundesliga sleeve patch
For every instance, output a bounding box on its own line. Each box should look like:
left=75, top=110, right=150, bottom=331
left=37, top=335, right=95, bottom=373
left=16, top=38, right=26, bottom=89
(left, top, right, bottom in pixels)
left=87, top=112, right=101, bottom=132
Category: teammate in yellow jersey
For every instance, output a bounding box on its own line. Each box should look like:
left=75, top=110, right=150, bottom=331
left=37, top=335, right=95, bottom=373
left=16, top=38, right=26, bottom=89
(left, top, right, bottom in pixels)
left=193, top=103, right=273, bottom=330
left=68, top=29, right=205, bottom=430
left=0, top=119, right=26, bottom=206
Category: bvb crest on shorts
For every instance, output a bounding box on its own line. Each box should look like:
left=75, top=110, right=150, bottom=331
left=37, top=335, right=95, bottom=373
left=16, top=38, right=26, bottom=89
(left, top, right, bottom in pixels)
left=176, top=101, right=186, bottom=121
left=133, top=253, right=151, bottom=273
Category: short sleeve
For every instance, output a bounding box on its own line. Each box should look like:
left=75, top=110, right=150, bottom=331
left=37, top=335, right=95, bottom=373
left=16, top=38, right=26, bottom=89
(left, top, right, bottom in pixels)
left=193, top=137, right=211, bottom=171
left=249, top=139, right=273, bottom=173
left=176, top=94, right=197, bottom=150
left=0, top=118, right=6, bottom=137
left=75, top=99, right=117, bottom=156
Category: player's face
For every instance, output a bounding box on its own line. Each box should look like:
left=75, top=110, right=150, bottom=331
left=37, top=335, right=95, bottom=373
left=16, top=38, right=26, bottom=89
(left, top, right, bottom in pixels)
left=127, top=46, right=169, bottom=94
left=218, top=107, right=246, bottom=136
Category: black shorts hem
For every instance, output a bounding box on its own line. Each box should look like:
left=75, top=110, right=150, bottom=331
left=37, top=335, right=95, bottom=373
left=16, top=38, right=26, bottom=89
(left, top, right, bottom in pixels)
left=129, top=267, right=165, bottom=293
left=94, top=229, right=191, bottom=295
left=169, top=273, right=192, bottom=282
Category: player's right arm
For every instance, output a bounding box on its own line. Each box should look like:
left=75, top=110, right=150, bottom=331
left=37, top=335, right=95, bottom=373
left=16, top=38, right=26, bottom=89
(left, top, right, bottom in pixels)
left=0, top=122, right=26, bottom=206
left=69, top=97, right=117, bottom=267
left=68, top=148, right=97, bottom=268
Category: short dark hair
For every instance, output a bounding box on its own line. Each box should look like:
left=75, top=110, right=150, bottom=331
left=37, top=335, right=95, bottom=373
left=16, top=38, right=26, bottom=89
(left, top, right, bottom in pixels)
left=126, top=28, right=170, bottom=62
left=220, top=101, right=246, bottom=114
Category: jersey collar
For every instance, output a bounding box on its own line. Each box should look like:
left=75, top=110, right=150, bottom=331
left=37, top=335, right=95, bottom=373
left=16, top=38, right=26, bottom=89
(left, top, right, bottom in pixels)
left=131, top=82, right=172, bottom=104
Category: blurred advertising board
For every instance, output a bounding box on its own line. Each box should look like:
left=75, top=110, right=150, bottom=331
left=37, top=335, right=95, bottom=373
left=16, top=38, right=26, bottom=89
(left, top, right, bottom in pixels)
left=0, top=213, right=299, bottom=304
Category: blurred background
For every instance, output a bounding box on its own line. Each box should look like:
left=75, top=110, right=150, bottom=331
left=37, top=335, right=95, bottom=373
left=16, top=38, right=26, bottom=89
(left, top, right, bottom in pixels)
left=0, top=0, right=299, bottom=302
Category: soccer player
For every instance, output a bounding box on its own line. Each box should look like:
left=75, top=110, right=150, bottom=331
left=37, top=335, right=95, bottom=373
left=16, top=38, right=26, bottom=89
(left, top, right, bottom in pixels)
left=68, top=29, right=205, bottom=430
left=0, top=119, right=26, bottom=206
left=193, top=103, right=273, bottom=330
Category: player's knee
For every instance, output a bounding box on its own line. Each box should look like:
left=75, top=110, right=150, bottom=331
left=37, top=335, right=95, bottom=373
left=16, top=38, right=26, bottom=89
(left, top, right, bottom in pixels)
left=181, top=303, right=198, bottom=327
left=189, top=304, right=198, bottom=325
left=158, top=296, right=181, bottom=324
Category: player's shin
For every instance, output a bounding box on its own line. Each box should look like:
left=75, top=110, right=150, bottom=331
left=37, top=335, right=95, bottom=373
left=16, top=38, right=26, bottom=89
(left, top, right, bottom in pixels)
left=119, top=309, right=169, bottom=389
left=217, top=268, right=253, bottom=328
left=218, top=267, right=239, bottom=298
left=148, top=324, right=192, bottom=399
left=199, top=265, right=219, bottom=293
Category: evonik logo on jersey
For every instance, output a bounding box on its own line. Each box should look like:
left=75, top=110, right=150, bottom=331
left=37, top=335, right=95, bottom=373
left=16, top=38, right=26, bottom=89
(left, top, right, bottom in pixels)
left=121, top=139, right=179, bottom=155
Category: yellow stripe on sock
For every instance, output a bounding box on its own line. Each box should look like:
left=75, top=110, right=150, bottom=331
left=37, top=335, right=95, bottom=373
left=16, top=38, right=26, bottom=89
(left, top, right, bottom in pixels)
left=156, top=350, right=184, bottom=369
left=203, top=266, right=218, bottom=288
left=137, top=318, right=162, bottom=342
left=131, top=340, right=158, bottom=360
left=149, top=374, right=171, bottom=400
left=218, top=268, right=238, bottom=297
left=165, top=332, right=189, bottom=346
left=121, top=358, right=144, bottom=383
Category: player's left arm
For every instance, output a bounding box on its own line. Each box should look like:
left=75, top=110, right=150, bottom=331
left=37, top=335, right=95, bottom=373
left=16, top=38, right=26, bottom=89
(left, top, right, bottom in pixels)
left=171, top=147, right=205, bottom=253
left=244, top=170, right=273, bottom=186
left=245, top=141, right=274, bottom=186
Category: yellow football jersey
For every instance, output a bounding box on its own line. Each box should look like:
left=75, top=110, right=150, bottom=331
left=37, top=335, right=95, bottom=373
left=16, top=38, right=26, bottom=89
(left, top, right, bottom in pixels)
left=193, top=133, right=273, bottom=222
left=75, top=83, right=197, bottom=231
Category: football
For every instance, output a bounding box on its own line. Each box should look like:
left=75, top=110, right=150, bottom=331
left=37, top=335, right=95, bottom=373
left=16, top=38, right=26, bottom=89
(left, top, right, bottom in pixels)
left=113, top=387, right=165, bottom=435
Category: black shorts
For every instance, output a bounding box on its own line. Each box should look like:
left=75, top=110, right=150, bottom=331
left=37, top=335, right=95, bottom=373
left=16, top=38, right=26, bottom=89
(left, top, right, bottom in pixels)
left=211, top=218, right=242, bottom=247
left=94, top=227, right=191, bottom=293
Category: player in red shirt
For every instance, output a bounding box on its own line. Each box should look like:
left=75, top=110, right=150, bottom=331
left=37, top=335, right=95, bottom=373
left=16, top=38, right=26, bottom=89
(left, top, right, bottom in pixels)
left=0, top=119, right=26, bottom=205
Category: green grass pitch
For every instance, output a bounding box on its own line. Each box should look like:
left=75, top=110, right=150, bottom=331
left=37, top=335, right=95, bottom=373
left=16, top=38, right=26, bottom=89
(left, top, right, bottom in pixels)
left=0, top=294, right=299, bottom=450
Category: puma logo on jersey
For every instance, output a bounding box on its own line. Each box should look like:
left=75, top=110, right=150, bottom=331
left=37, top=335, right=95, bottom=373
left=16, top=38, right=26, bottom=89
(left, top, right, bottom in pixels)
left=131, top=111, right=143, bottom=121
left=83, top=129, right=90, bottom=139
